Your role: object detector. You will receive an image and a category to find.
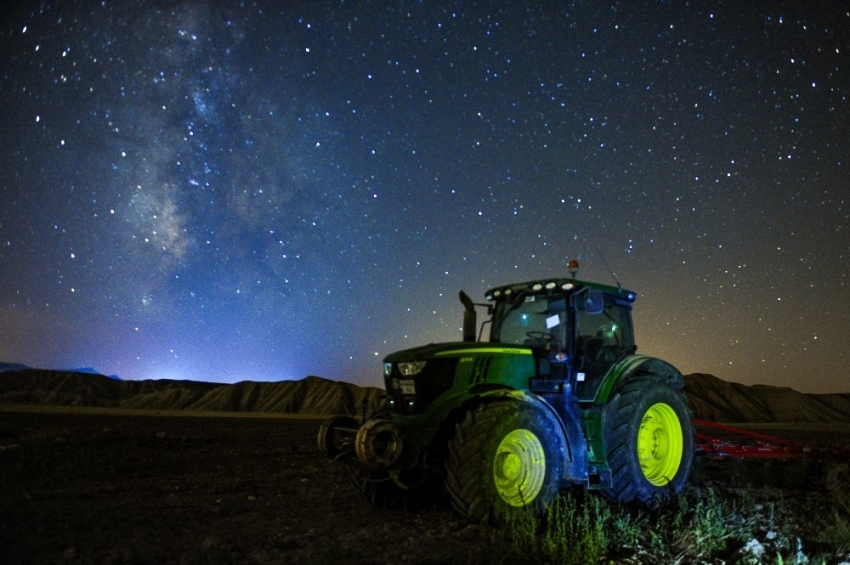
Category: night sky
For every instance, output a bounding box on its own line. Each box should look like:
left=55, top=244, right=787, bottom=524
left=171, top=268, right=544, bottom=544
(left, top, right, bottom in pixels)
left=1, top=2, right=848, bottom=393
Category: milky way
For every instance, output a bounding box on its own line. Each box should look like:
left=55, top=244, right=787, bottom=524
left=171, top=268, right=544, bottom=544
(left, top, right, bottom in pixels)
left=1, top=2, right=848, bottom=392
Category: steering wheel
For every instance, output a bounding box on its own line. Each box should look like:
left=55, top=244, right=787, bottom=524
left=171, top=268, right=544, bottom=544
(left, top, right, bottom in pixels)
left=525, top=331, right=555, bottom=347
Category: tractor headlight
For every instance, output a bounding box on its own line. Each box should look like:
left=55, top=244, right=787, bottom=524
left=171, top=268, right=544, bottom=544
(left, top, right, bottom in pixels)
left=384, top=362, right=393, bottom=377
left=397, top=360, right=427, bottom=376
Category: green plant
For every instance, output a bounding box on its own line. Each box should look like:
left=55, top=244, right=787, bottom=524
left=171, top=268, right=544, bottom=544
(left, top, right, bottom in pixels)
left=504, top=491, right=647, bottom=564
left=506, top=494, right=579, bottom=564
left=503, top=487, right=744, bottom=563
left=499, top=483, right=850, bottom=564
left=816, top=464, right=850, bottom=552
left=678, top=488, right=731, bottom=557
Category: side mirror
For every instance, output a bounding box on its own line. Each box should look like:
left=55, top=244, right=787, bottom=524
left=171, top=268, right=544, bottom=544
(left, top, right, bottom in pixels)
left=586, top=290, right=604, bottom=315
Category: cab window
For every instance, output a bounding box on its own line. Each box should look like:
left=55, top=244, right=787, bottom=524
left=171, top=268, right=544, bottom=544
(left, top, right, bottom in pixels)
left=576, top=294, right=635, bottom=379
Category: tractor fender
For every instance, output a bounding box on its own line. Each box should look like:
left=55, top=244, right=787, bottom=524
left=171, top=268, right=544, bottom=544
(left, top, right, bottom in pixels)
left=477, top=386, right=560, bottom=412
left=590, top=355, right=685, bottom=406
left=475, top=387, right=582, bottom=476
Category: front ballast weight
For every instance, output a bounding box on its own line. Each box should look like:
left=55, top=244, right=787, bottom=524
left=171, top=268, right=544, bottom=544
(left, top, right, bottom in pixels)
left=318, top=415, right=404, bottom=469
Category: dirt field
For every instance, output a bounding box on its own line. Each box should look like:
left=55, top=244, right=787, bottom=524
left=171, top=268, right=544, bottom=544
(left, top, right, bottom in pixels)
left=0, top=407, right=513, bottom=565
left=2, top=407, right=849, bottom=565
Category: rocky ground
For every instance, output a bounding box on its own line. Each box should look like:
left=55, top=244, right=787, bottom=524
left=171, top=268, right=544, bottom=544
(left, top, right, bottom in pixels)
left=2, top=406, right=850, bottom=565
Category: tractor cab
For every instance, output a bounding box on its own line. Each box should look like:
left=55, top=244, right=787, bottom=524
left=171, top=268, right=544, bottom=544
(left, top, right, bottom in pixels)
left=483, top=275, right=637, bottom=401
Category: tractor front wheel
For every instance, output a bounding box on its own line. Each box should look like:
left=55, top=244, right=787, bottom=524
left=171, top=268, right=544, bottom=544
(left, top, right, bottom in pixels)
left=602, top=378, right=694, bottom=503
left=445, top=398, right=567, bottom=523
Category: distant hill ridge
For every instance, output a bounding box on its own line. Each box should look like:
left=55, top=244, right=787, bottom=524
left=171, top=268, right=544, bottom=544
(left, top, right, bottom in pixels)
left=1, top=367, right=849, bottom=423
left=683, top=373, right=850, bottom=424
left=0, top=369, right=382, bottom=416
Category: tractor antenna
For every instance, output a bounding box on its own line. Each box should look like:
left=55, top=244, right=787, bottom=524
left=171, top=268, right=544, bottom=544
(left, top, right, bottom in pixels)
left=596, top=246, right=622, bottom=290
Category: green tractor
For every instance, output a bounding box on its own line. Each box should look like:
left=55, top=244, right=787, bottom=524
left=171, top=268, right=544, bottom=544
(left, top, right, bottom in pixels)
left=318, top=261, right=693, bottom=522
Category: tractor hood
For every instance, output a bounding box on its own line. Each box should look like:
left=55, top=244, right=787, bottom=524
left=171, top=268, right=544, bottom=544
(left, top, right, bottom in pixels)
left=383, top=341, right=537, bottom=416
left=383, top=341, right=532, bottom=365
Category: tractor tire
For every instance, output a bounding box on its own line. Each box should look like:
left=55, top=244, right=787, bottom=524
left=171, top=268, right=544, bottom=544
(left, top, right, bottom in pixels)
left=445, top=398, right=567, bottom=523
left=602, top=377, right=694, bottom=503
left=346, top=465, right=440, bottom=511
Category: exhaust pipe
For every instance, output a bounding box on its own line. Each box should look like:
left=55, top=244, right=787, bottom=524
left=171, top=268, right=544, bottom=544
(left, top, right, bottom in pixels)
left=459, top=290, right=477, bottom=342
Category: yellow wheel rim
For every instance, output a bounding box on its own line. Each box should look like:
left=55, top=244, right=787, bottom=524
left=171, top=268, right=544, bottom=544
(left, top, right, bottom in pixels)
left=637, top=402, right=684, bottom=486
left=493, top=429, right=546, bottom=506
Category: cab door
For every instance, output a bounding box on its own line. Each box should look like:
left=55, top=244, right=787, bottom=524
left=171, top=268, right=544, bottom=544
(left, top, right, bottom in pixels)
left=573, top=292, right=636, bottom=401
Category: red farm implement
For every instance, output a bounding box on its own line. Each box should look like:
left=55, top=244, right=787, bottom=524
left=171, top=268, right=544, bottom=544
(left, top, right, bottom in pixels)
left=693, top=418, right=850, bottom=461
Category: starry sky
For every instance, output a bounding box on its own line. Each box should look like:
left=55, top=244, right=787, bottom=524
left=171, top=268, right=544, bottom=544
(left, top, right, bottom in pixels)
left=1, top=1, right=848, bottom=393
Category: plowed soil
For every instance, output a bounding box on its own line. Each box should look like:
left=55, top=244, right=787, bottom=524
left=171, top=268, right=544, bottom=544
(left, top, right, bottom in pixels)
left=0, top=407, right=511, bottom=565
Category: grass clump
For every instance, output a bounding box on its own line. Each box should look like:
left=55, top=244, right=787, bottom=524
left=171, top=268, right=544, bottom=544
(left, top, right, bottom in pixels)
left=504, top=487, right=739, bottom=564
left=815, top=464, right=850, bottom=552
left=497, top=460, right=850, bottom=565
left=505, top=490, right=643, bottom=565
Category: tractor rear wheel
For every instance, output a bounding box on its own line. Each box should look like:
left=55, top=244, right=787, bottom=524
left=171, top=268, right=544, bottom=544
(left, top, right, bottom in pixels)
left=445, top=398, right=567, bottom=523
left=602, top=378, right=693, bottom=503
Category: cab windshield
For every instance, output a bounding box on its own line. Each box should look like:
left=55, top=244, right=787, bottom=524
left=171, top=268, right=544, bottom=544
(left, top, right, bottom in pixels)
left=490, top=293, right=567, bottom=350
